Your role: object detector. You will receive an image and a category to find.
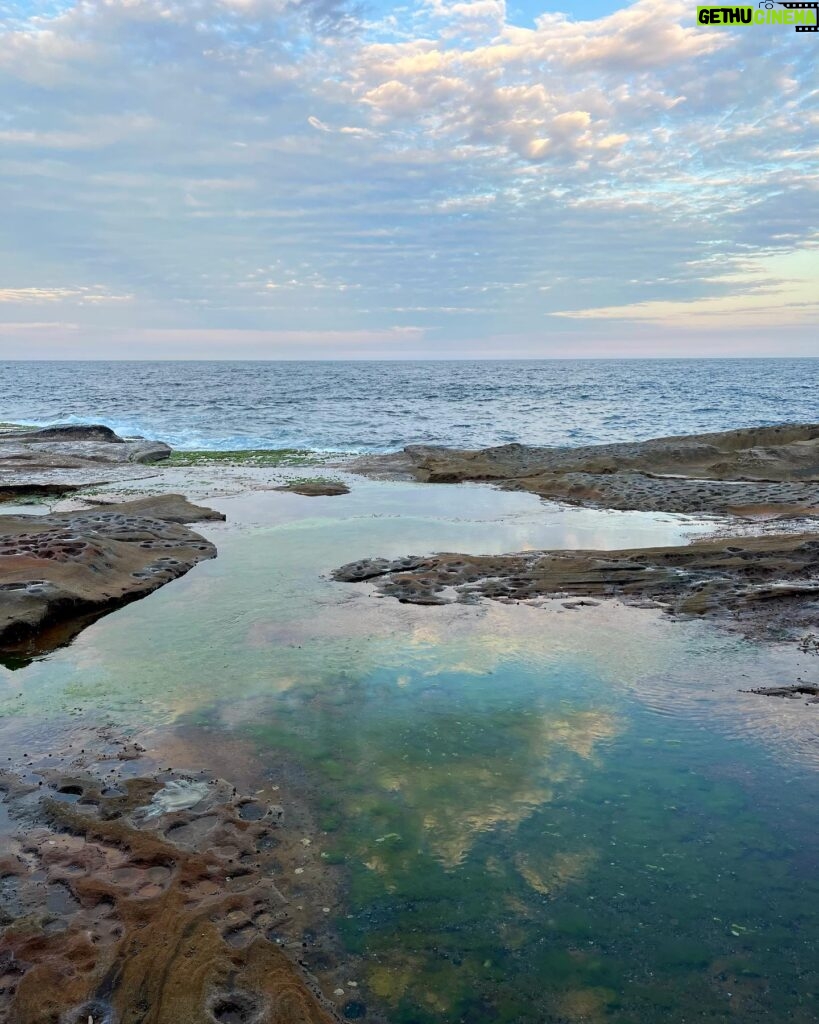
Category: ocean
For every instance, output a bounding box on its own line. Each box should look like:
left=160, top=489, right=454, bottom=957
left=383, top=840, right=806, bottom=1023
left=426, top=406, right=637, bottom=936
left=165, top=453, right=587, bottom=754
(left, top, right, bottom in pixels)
left=1, top=357, right=817, bottom=452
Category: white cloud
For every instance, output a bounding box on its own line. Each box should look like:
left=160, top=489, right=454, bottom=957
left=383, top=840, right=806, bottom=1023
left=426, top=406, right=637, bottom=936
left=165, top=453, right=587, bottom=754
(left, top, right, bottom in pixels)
left=0, top=0, right=816, bottom=355
left=553, top=245, right=819, bottom=328
left=0, top=286, right=133, bottom=304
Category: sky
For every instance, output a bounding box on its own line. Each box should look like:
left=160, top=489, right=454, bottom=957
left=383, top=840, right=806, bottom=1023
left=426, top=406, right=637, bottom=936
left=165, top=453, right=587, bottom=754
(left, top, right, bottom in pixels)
left=0, top=0, right=817, bottom=359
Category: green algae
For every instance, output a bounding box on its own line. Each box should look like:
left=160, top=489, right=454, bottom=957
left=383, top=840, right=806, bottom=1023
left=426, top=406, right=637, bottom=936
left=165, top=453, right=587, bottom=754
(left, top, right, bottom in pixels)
left=165, top=448, right=328, bottom=467
left=279, top=476, right=346, bottom=486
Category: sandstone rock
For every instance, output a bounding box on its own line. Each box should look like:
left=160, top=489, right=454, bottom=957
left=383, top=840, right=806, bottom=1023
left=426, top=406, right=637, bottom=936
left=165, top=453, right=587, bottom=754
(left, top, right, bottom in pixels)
left=348, top=424, right=819, bottom=517
left=3, top=424, right=124, bottom=443
left=275, top=480, right=350, bottom=497
left=334, top=534, right=819, bottom=641
left=0, top=494, right=221, bottom=659
left=87, top=493, right=226, bottom=524
left=0, top=756, right=338, bottom=1024
left=0, top=423, right=171, bottom=496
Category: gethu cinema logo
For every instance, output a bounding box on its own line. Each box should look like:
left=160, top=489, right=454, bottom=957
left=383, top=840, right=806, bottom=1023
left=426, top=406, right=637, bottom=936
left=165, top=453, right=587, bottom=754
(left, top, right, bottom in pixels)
left=696, top=2, right=819, bottom=30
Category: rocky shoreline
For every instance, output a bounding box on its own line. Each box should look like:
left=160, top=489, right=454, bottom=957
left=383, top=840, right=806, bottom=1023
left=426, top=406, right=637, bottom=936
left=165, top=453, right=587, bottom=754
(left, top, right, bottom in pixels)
left=0, top=424, right=171, bottom=499
left=347, top=423, right=819, bottom=518
left=2, top=420, right=818, bottom=660
left=0, top=492, right=224, bottom=663
left=335, top=424, right=819, bottom=645
left=0, top=425, right=227, bottom=662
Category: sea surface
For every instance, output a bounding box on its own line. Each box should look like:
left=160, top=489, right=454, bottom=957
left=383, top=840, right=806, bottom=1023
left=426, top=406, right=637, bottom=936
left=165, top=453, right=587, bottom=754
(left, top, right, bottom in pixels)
left=2, top=358, right=817, bottom=451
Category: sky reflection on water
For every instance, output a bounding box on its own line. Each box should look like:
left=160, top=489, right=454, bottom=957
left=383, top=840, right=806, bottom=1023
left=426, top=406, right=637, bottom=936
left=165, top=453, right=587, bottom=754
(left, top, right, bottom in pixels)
left=1, top=480, right=818, bottom=1022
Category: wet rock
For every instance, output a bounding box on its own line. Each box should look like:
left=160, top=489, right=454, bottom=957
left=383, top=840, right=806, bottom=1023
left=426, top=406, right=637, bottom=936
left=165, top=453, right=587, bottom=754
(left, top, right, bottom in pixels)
left=744, top=683, right=819, bottom=703
left=0, top=423, right=172, bottom=496
left=0, top=759, right=340, bottom=1024
left=6, top=424, right=123, bottom=444
left=275, top=481, right=350, bottom=497
left=338, top=424, right=819, bottom=649
left=208, top=989, right=265, bottom=1023
left=348, top=424, right=819, bottom=517
left=62, top=998, right=117, bottom=1024
left=86, top=493, right=226, bottom=524
left=0, top=494, right=221, bottom=659
left=137, top=778, right=212, bottom=818
left=334, top=535, right=819, bottom=642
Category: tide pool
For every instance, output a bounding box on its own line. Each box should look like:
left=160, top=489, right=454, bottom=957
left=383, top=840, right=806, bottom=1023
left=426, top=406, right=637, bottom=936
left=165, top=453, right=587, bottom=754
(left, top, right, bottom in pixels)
left=1, top=479, right=817, bottom=1023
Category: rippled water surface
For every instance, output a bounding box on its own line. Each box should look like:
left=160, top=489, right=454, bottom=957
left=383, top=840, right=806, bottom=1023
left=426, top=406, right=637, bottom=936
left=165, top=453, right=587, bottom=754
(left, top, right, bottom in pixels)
left=2, top=480, right=818, bottom=1023
left=2, top=358, right=817, bottom=451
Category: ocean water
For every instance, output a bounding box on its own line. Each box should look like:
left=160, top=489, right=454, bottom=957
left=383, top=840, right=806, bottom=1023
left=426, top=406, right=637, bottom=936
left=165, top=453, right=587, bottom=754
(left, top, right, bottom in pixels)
left=1, top=358, right=817, bottom=452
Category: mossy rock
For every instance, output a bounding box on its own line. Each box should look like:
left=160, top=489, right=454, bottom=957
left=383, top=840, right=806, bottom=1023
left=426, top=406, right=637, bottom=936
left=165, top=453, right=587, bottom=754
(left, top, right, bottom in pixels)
left=165, top=448, right=321, bottom=467
left=275, top=478, right=350, bottom=497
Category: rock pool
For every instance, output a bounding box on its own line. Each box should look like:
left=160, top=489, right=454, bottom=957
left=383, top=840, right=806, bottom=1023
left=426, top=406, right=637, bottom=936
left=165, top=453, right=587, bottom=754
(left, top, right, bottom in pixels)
left=1, top=478, right=817, bottom=1023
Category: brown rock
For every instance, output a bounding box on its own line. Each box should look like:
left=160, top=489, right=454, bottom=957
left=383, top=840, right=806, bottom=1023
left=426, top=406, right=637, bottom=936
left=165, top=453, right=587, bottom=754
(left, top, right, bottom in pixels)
left=275, top=481, right=350, bottom=497
left=333, top=533, right=819, bottom=640
left=0, top=494, right=222, bottom=658
left=0, top=762, right=339, bottom=1024
left=348, top=424, right=819, bottom=516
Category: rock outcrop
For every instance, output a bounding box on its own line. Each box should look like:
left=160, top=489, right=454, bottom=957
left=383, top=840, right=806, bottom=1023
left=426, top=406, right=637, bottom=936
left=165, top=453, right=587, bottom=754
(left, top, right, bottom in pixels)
left=275, top=480, right=350, bottom=497
left=0, top=423, right=172, bottom=497
left=334, top=533, right=819, bottom=640
left=348, top=424, right=819, bottom=517
left=0, top=494, right=224, bottom=659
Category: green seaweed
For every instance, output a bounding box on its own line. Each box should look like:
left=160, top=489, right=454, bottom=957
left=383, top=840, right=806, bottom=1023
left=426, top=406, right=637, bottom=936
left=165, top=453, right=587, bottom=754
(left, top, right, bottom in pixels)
left=164, top=448, right=331, bottom=467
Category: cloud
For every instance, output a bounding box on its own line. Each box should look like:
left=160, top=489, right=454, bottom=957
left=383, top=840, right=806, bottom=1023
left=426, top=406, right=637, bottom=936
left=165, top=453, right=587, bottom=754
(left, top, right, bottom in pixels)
left=553, top=244, right=819, bottom=328
left=0, top=286, right=133, bottom=304
left=0, top=0, right=816, bottom=356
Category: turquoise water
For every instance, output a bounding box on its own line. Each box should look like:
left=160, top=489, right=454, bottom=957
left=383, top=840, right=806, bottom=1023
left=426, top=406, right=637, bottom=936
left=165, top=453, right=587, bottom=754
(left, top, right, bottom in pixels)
left=1, top=479, right=818, bottom=1022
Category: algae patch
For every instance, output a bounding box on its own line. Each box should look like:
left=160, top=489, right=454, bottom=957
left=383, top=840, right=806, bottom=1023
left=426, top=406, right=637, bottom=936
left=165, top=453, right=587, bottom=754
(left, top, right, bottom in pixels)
left=166, top=448, right=329, bottom=468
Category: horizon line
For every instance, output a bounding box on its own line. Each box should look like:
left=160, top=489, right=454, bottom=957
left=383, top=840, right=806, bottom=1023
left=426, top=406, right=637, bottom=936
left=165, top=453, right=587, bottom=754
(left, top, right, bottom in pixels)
left=2, top=355, right=818, bottom=363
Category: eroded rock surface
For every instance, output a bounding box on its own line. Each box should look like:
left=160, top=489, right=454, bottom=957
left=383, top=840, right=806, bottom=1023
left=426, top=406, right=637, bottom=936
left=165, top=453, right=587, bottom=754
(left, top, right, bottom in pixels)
left=0, top=494, right=223, bottom=657
left=745, top=683, right=819, bottom=703
left=337, top=425, right=819, bottom=643
left=349, top=424, right=819, bottom=517
left=275, top=481, right=350, bottom=497
left=0, top=752, right=341, bottom=1024
left=334, top=534, right=819, bottom=639
left=0, top=424, right=171, bottom=497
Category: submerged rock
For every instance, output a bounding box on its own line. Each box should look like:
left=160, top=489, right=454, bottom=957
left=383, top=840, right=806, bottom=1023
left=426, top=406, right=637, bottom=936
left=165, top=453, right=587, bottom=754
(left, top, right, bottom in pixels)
left=137, top=778, right=212, bottom=818
left=0, top=494, right=223, bottom=659
left=744, top=683, right=819, bottom=703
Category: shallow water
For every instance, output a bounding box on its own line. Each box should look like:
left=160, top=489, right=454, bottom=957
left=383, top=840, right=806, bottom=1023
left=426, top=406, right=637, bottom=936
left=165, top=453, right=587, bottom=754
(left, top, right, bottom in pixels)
left=2, top=479, right=818, bottom=1023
